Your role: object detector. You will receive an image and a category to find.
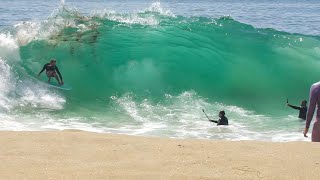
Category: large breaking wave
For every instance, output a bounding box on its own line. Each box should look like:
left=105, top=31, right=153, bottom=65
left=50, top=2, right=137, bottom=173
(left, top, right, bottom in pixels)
left=0, top=3, right=319, bottom=141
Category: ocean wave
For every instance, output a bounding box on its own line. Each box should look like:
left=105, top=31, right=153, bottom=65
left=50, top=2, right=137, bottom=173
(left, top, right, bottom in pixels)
left=0, top=3, right=319, bottom=141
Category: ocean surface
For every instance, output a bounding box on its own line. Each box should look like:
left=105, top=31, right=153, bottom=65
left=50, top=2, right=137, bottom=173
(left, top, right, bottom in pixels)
left=0, top=0, right=320, bottom=141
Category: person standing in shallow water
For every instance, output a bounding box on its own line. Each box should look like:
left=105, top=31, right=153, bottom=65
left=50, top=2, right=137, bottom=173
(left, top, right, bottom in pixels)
left=287, top=100, right=308, bottom=120
left=210, top=111, right=229, bottom=126
left=304, top=82, right=320, bottom=142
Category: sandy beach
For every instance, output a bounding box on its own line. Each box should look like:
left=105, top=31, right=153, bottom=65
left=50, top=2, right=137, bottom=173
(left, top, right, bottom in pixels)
left=0, top=131, right=319, bottom=179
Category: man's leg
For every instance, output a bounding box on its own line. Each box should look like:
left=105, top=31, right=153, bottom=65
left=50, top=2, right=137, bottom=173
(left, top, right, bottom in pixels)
left=54, top=74, right=61, bottom=84
left=46, top=71, right=52, bottom=82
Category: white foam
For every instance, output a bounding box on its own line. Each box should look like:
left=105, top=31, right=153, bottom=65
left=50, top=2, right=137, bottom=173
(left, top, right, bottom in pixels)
left=0, top=33, right=20, bottom=62
left=0, top=114, right=28, bottom=131
left=9, top=8, right=94, bottom=46
left=0, top=58, right=16, bottom=111
left=145, top=2, right=175, bottom=17
left=93, top=2, right=176, bottom=26
left=109, top=91, right=309, bottom=142
left=96, top=10, right=159, bottom=26
left=0, top=33, right=18, bottom=50
left=3, top=2, right=175, bottom=48
left=0, top=89, right=308, bottom=142
left=17, top=82, right=66, bottom=110
left=13, top=22, right=42, bottom=45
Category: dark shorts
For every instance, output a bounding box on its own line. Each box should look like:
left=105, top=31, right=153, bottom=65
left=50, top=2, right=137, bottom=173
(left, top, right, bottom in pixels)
left=46, top=71, right=56, bottom=77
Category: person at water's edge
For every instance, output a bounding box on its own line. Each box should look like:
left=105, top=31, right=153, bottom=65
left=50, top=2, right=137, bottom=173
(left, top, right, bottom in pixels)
left=304, top=82, right=320, bottom=142
left=210, top=111, right=228, bottom=125
left=38, top=59, right=64, bottom=85
left=287, top=100, right=307, bottom=120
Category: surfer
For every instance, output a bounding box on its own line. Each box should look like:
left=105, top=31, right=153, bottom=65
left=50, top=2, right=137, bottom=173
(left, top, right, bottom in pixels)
left=304, top=82, right=320, bottom=142
left=202, top=109, right=229, bottom=126
left=287, top=99, right=307, bottom=120
left=38, top=59, right=64, bottom=85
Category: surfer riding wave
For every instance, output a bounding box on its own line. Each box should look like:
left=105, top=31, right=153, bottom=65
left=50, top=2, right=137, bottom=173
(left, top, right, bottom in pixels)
left=38, top=59, right=64, bottom=85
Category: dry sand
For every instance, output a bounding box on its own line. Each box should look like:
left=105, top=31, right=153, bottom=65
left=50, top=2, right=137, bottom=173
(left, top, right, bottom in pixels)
left=0, top=131, right=320, bottom=179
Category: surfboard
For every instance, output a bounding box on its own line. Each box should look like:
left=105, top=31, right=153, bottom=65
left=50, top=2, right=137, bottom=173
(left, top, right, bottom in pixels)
left=27, top=72, right=72, bottom=91
left=46, top=81, right=72, bottom=91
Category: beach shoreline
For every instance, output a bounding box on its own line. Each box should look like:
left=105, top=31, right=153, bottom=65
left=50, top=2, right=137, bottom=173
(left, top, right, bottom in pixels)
left=0, top=130, right=319, bottom=179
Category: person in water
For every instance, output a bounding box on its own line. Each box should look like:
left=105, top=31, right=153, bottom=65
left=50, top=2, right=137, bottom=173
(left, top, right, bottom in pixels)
left=38, top=59, right=64, bottom=85
left=287, top=99, right=308, bottom=120
left=304, top=82, right=320, bottom=142
left=210, top=111, right=229, bottom=126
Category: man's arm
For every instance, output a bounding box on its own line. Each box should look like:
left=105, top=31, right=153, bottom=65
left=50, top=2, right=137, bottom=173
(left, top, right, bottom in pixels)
left=38, top=64, right=46, bottom=76
left=209, top=120, right=219, bottom=123
left=55, top=66, right=63, bottom=82
left=288, top=104, right=302, bottom=110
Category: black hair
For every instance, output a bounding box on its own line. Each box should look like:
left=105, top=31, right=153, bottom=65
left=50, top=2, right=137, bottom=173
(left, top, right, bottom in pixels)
left=219, top=111, right=225, bottom=116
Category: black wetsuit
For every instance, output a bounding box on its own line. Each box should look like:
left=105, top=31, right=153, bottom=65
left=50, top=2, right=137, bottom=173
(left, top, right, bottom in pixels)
left=210, top=116, right=229, bottom=126
left=39, top=63, right=63, bottom=81
left=288, top=104, right=307, bottom=120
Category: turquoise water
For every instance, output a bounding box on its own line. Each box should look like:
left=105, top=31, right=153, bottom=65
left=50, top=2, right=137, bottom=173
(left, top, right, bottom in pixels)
left=0, top=0, right=320, bottom=141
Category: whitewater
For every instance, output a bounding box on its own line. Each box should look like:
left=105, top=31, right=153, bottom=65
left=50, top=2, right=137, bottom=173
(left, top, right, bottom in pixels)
left=0, top=0, right=320, bottom=141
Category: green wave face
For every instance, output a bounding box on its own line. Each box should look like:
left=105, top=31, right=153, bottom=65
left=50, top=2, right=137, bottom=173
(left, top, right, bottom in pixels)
left=1, top=6, right=319, bottom=140
left=20, top=8, right=320, bottom=115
